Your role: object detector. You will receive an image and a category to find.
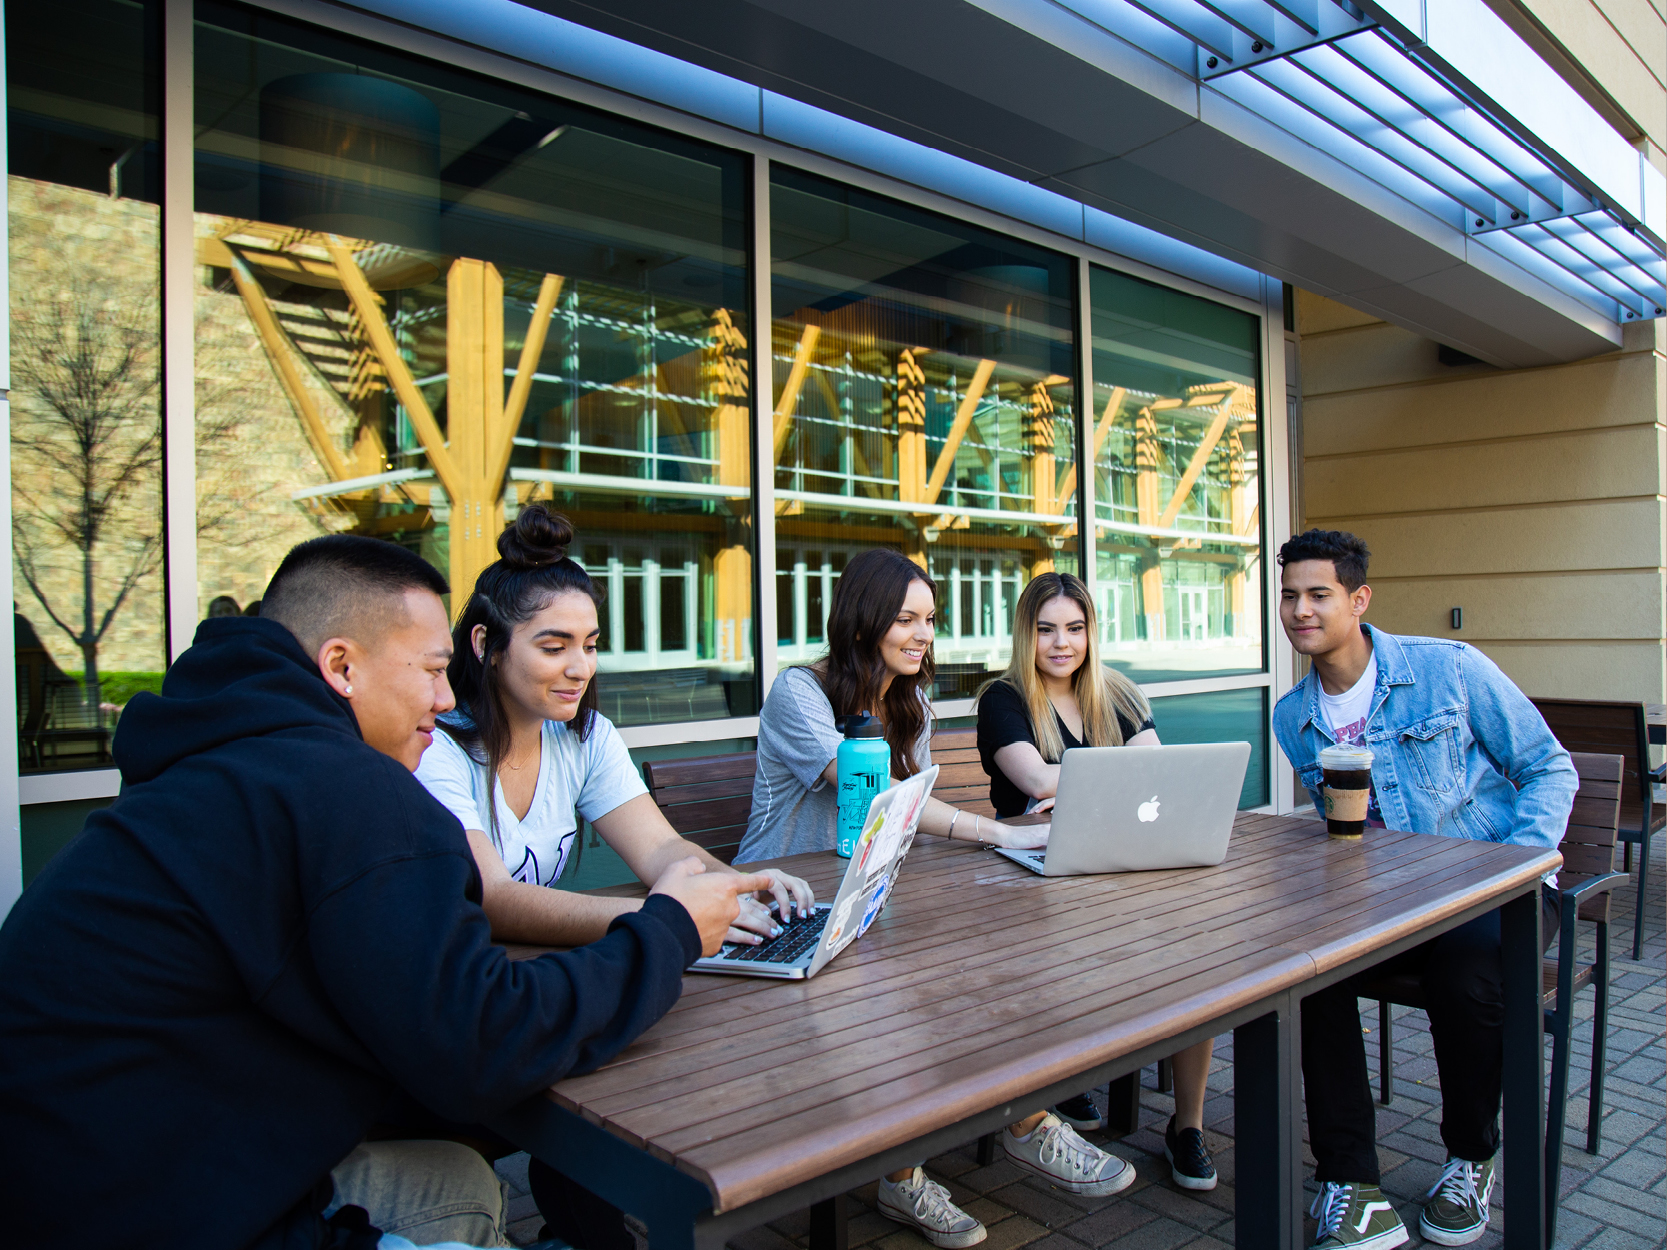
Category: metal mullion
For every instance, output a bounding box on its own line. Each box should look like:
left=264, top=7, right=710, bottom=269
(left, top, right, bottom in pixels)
left=0, top=2, right=16, bottom=906
left=1300, top=45, right=1533, bottom=217
left=750, top=153, right=778, bottom=701
left=1545, top=218, right=1663, bottom=307
left=1192, top=0, right=1278, bottom=44
left=1121, top=0, right=1237, bottom=60
left=1247, top=62, right=1498, bottom=222
left=1076, top=255, right=1097, bottom=605
left=1573, top=214, right=1667, bottom=298
left=162, top=0, right=197, bottom=660
left=1509, top=226, right=1635, bottom=311
left=1336, top=33, right=1561, bottom=213
left=1258, top=0, right=1318, bottom=34
left=1578, top=212, right=1667, bottom=276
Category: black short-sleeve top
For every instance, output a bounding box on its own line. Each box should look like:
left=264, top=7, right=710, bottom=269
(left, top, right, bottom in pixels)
left=975, top=680, right=1156, bottom=818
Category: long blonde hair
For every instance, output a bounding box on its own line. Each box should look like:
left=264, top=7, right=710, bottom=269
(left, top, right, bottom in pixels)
left=979, top=572, right=1150, bottom=762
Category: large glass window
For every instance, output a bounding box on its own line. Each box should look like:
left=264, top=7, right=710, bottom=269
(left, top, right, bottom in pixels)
left=1089, top=267, right=1262, bottom=684
left=192, top=2, right=754, bottom=724
left=771, top=168, right=1078, bottom=699
left=1147, top=688, right=1268, bottom=809
left=7, top=0, right=164, bottom=774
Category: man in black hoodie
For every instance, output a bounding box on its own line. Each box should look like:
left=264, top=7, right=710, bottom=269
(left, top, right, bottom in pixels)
left=0, top=536, right=766, bottom=1249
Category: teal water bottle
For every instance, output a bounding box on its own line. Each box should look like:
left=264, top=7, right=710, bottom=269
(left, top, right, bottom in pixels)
left=835, top=713, right=889, bottom=858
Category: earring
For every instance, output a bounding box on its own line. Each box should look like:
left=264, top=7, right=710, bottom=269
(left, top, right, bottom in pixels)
left=344, top=684, right=353, bottom=695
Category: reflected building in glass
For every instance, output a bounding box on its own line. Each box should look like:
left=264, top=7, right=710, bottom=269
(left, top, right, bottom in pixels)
left=1089, top=267, right=1263, bottom=685
left=191, top=3, right=754, bottom=726
left=771, top=170, right=1079, bottom=699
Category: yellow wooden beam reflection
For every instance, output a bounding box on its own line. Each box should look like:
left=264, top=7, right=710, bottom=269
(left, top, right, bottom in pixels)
left=772, top=324, right=822, bottom=461
left=921, top=358, right=995, bottom=507
left=223, top=252, right=353, bottom=483
left=495, top=273, right=564, bottom=488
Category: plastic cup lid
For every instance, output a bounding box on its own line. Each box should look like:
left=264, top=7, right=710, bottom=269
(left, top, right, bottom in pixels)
left=1319, top=744, right=1375, bottom=769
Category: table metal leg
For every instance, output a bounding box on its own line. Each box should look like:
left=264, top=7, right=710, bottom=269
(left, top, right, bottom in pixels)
left=1233, top=992, right=1304, bottom=1250
left=1501, top=889, right=1547, bottom=1249
left=809, top=1194, right=848, bottom=1250
left=1105, top=1072, right=1141, bottom=1136
left=489, top=1099, right=713, bottom=1250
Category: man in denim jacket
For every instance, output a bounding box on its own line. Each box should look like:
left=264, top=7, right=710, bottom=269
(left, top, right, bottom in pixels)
left=1272, top=530, right=1574, bottom=1250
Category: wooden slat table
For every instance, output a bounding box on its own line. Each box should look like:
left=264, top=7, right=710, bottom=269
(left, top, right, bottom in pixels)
left=491, top=814, right=1560, bottom=1250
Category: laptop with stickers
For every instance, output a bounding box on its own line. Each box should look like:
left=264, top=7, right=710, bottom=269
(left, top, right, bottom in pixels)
left=691, top=765, right=938, bottom=980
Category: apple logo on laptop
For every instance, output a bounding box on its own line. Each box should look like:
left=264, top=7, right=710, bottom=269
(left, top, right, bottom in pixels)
left=1137, top=796, right=1161, bottom=823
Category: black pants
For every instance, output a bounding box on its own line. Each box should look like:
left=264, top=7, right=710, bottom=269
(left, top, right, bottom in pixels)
left=1301, top=890, right=1559, bottom=1184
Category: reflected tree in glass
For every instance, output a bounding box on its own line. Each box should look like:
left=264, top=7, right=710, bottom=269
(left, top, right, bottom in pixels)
left=9, top=287, right=161, bottom=707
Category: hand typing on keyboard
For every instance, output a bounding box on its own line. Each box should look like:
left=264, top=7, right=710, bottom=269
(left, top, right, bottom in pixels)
left=719, top=908, right=831, bottom=963
left=726, top=868, right=817, bottom=946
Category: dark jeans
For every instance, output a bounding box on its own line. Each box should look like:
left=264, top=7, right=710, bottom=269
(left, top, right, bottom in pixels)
left=1301, top=889, right=1559, bottom=1184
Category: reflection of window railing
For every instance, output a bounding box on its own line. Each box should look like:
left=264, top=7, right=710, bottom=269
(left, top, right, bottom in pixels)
left=773, top=333, right=1076, bottom=526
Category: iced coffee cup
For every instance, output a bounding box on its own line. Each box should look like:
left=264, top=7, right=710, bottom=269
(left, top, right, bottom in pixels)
left=1318, top=744, right=1375, bottom=840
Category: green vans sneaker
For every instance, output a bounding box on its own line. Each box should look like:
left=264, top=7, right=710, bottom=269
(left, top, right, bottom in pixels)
left=1309, top=1181, right=1408, bottom=1249
left=1418, top=1156, right=1496, bottom=1246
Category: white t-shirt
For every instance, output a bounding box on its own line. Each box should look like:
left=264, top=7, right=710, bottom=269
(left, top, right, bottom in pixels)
left=415, top=712, right=647, bottom=887
left=1318, top=651, right=1377, bottom=748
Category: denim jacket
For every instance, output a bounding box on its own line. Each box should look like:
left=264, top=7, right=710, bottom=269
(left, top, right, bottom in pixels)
left=1272, top=625, right=1575, bottom=856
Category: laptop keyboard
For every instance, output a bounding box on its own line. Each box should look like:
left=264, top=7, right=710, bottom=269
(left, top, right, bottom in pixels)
left=716, top=908, right=830, bottom=964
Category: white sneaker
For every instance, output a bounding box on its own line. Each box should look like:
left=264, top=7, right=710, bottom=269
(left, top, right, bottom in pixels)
left=876, top=1167, right=987, bottom=1248
left=1001, top=1113, right=1135, bottom=1196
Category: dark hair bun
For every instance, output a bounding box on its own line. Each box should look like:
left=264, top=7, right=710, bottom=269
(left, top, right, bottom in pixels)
left=497, top=504, right=574, bottom=568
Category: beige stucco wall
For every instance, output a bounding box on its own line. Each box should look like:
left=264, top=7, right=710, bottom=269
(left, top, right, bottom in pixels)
left=1296, top=290, right=1667, bottom=702
left=1487, top=0, right=1666, bottom=161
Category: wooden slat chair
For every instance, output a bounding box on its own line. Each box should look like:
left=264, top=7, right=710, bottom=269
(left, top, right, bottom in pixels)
left=928, top=727, right=998, bottom=819
left=1530, top=698, right=1663, bottom=959
left=641, top=751, right=758, bottom=865
left=1364, top=752, right=1628, bottom=1245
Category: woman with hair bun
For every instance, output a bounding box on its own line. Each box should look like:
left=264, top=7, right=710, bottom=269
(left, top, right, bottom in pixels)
left=417, top=503, right=813, bottom=946
left=417, top=503, right=815, bottom=1250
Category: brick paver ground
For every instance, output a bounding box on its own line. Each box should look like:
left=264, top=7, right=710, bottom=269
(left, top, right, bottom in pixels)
left=497, top=836, right=1665, bottom=1248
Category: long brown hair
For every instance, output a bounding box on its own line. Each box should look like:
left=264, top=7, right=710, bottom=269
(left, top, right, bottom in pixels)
left=980, top=572, right=1149, bottom=761
left=439, top=506, right=603, bottom=845
left=812, top=548, right=936, bottom=778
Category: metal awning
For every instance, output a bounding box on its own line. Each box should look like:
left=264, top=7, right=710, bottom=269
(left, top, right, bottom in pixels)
left=1057, top=0, right=1665, bottom=323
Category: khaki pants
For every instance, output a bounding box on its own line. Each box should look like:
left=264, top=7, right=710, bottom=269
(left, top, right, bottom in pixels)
left=328, top=1139, right=509, bottom=1248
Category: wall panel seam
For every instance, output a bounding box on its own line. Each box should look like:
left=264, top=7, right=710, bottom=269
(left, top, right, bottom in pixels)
left=1303, top=425, right=1664, bottom=460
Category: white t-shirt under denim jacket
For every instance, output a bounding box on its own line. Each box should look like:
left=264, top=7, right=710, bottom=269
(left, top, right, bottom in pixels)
left=415, top=711, right=646, bottom=886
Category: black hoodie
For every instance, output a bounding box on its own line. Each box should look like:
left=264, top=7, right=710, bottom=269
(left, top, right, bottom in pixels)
left=0, top=618, right=700, bottom=1249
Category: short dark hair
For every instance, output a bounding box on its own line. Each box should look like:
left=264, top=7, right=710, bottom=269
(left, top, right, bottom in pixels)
left=261, top=535, right=448, bottom=655
left=1277, top=529, right=1371, bottom=592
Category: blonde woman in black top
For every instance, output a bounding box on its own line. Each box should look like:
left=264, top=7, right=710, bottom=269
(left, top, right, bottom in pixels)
left=976, top=571, right=1219, bottom=1191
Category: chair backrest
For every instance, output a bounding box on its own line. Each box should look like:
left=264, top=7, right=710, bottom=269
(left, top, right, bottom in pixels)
left=1562, top=752, right=1623, bottom=923
left=929, top=727, right=998, bottom=818
left=642, top=751, right=757, bottom=865
left=1530, top=698, right=1653, bottom=840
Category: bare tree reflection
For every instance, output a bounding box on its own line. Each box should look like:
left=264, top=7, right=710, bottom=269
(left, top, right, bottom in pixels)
left=10, top=286, right=161, bottom=705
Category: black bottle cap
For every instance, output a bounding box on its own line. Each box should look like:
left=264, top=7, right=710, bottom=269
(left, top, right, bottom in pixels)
left=835, top=713, right=885, bottom=738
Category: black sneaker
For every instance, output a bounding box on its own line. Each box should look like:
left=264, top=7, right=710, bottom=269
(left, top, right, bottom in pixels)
left=1052, top=1091, right=1105, bottom=1131
left=1163, top=1115, right=1217, bottom=1190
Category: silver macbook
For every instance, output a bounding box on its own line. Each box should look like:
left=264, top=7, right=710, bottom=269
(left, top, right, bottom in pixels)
left=996, top=743, right=1250, bottom=876
left=692, top=765, right=938, bottom=979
